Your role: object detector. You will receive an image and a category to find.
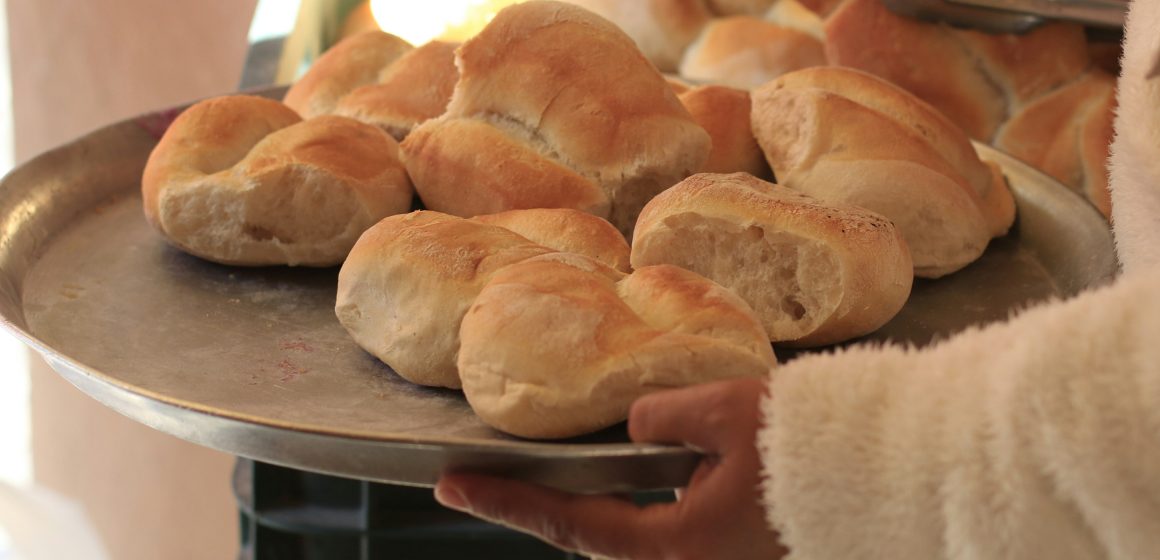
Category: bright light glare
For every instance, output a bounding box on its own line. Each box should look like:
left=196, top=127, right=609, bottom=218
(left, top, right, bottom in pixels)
left=369, top=0, right=524, bottom=46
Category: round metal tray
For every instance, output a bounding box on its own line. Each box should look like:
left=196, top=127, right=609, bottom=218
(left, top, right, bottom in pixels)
left=0, top=94, right=1117, bottom=493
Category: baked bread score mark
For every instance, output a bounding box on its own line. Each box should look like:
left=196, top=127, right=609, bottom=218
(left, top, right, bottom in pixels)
left=751, top=67, right=1015, bottom=279
left=400, top=0, right=711, bottom=238
left=457, top=253, right=777, bottom=439
left=334, top=209, right=632, bottom=390
left=632, top=172, right=912, bottom=347
left=141, top=95, right=414, bottom=267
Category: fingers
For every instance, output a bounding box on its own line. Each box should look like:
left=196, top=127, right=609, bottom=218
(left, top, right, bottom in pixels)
left=435, top=473, right=676, bottom=559
left=629, top=377, right=768, bottom=453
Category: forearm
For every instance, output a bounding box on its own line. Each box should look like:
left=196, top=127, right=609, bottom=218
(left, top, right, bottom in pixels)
left=760, top=266, right=1160, bottom=559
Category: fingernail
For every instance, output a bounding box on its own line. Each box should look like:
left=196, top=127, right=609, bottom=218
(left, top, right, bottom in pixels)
left=435, top=484, right=470, bottom=512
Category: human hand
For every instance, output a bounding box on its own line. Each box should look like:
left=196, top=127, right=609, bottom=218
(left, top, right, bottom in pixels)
left=434, top=377, right=787, bottom=559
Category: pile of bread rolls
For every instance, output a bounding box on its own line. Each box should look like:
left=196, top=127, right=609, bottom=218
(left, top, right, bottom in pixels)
left=144, top=0, right=1030, bottom=438
left=564, top=0, right=1118, bottom=218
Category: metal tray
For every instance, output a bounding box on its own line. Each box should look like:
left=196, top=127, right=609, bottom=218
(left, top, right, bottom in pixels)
left=0, top=93, right=1117, bottom=493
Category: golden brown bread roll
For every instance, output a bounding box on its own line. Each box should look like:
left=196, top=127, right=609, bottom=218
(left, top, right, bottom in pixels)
left=473, top=208, right=632, bottom=272
left=333, top=40, right=460, bottom=140
left=679, top=16, right=826, bottom=90
left=764, top=0, right=825, bottom=40
left=283, top=31, right=413, bottom=118
left=632, top=173, right=912, bottom=346
left=142, top=95, right=413, bottom=266
left=335, top=210, right=632, bottom=389
left=824, top=0, right=1090, bottom=141
left=996, top=71, right=1116, bottom=218
left=706, top=0, right=777, bottom=15
left=458, top=253, right=776, bottom=439
left=751, top=67, right=1015, bottom=278
left=559, top=0, right=713, bottom=72
left=402, top=1, right=710, bottom=237
left=678, top=85, right=772, bottom=178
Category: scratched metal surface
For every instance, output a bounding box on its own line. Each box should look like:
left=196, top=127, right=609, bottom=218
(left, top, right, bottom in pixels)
left=0, top=94, right=1117, bottom=491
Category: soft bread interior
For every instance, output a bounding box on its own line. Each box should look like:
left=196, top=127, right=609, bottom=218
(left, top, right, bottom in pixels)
left=635, top=212, right=841, bottom=342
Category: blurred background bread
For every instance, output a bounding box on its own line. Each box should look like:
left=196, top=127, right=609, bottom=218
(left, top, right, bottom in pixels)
left=283, top=30, right=413, bottom=117
left=678, top=85, right=772, bottom=178
left=458, top=254, right=776, bottom=439
left=679, top=16, right=826, bottom=89
left=632, top=173, right=912, bottom=346
left=561, top=0, right=1116, bottom=218
left=560, top=0, right=714, bottom=72
left=142, top=95, right=414, bottom=267
left=333, top=40, right=460, bottom=140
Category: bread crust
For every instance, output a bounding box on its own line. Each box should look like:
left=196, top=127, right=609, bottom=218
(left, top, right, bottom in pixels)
left=678, top=85, right=772, bottom=178
left=632, top=173, right=912, bottom=346
left=142, top=95, right=413, bottom=266
left=560, top=0, right=713, bottom=72
left=751, top=67, right=1014, bottom=277
left=473, top=208, right=632, bottom=272
left=402, top=0, right=710, bottom=237
left=996, top=71, right=1117, bottom=218
left=458, top=254, right=776, bottom=439
left=680, top=16, right=826, bottom=90
left=283, top=31, right=413, bottom=118
left=333, top=40, right=460, bottom=140
left=335, top=210, right=632, bottom=389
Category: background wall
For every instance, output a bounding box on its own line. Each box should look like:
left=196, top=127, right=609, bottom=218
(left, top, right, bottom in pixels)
left=7, top=1, right=259, bottom=558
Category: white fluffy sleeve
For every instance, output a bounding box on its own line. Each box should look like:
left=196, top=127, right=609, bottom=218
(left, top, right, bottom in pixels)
left=760, top=267, right=1160, bottom=559
left=757, top=0, right=1160, bottom=557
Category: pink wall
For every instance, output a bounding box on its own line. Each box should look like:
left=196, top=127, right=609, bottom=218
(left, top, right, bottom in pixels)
left=8, top=1, right=259, bottom=558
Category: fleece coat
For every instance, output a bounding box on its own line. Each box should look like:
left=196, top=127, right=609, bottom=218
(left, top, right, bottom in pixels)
left=758, top=1, right=1160, bottom=558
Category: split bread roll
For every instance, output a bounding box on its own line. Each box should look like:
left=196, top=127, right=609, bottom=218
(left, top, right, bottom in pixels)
left=283, top=31, right=414, bottom=118
left=142, top=95, right=414, bottom=266
left=402, top=0, right=711, bottom=237
left=333, top=40, right=460, bottom=140
left=678, top=85, right=772, bottom=178
left=752, top=67, right=1016, bottom=278
left=335, top=210, right=632, bottom=389
left=679, top=16, right=826, bottom=90
left=996, top=71, right=1116, bottom=218
left=458, top=253, right=777, bottom=439
left=632, top=173, right=912, bottom=347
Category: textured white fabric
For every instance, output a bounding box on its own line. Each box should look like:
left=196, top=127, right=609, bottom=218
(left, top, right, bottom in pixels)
left=758, top=1, right=1160, bottom=557
left=1109, top=0, right=1160, bottom=274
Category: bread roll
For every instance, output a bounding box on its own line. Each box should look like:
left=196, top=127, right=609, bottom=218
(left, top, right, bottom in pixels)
left=333, top=40, right=459, bottom=140
left=679, top=16, right=826, bottom=90
left=632, top=173, right=912, bottom=346
left=751, top=67, right=1015, bottom=278
left=283, top=31, right=413, bottom=118
left=142, top=96, right=414, bottom=266
left=706, top=0, right=777, bottom=15
left=473, top=208, right=632, bottom=272
left=402, top=1, right=710, bottom=237
left=996, top=71, right=1116, bottom=218
left=335, top=210, right=632, bottom=389
left=824, top=0, right=1090, bottom=141
left=764, top=0, right=824, bottom=40
left=458, top=253, right=776, bottom=439
left=559, top=0, right=713, bottom=72
left=678, top=85, right=772, bottom=178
